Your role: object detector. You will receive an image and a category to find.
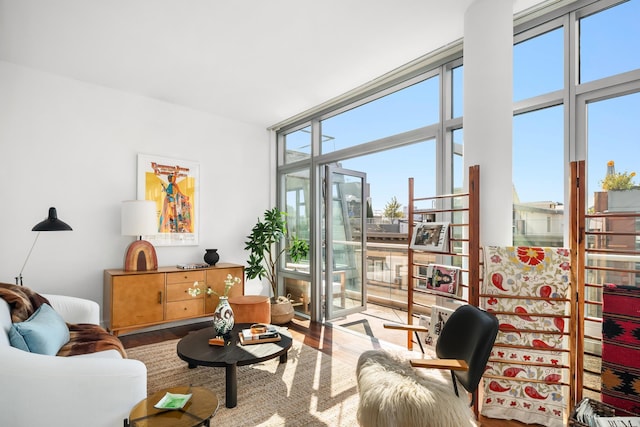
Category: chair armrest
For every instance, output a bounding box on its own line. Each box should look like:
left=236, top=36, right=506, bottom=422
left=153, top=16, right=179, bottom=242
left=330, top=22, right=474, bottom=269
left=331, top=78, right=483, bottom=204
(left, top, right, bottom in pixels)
left=0, top=346, right=146, bottom=427
left=41, top=294, right=100, bottom=325
left=410, top=358, right=469, bottom=371
left=383, top=322, right=430, bottom=333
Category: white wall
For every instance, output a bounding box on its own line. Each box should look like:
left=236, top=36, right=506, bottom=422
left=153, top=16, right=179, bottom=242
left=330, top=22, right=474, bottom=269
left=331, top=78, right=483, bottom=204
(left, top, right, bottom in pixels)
left=0, top=61, right=272, bottom=310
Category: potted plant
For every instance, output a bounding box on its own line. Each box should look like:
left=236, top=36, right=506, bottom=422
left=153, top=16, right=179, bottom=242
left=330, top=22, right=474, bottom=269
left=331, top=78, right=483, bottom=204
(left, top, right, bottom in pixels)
left=245, top=207, right=309, bottom=324
left=600, top=160, right=636, bottom=191
left=600, top=160, right=640, bottom=212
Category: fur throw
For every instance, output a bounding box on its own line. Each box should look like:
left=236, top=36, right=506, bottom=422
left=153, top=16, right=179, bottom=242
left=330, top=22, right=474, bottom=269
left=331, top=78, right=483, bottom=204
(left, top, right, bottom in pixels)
left=356, top=350, right=477, bottom=427
left=0, top=283, right=126, bottom=358
left=0, top=282, right=50, bottom=322
left=57, top=323, right=127, bottom=358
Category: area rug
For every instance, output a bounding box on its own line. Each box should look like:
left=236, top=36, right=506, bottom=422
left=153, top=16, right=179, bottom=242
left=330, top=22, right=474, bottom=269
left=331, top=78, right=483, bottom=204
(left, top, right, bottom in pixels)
left=127, top=337, right=359, bottom=426
left=602, top=284, right=640, bottom=415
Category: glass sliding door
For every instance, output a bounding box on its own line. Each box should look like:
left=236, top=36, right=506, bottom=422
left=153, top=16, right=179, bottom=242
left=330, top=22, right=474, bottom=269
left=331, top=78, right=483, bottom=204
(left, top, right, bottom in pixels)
left=324, top=165, right=367, bottom=320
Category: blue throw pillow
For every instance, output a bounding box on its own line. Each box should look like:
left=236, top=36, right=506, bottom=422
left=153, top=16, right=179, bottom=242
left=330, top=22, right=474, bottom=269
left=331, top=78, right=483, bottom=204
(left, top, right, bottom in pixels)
left=9, top=303, right=70, bottom=355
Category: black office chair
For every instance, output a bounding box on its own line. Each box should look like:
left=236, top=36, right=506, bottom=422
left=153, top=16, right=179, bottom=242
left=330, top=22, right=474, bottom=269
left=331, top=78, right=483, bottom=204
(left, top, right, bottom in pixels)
left=382, top=304, right=499, bottom=405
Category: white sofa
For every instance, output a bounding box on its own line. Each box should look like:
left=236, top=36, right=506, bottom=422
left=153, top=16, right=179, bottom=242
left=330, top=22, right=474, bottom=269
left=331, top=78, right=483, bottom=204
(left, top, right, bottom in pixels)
left=0, top=293, right=147, bottom=427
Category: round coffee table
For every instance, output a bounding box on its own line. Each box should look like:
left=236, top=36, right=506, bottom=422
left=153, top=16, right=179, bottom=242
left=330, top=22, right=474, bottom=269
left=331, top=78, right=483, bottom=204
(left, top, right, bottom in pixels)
left=126, top=385, right=218, bottom=427
left=177, top=323, right=292, bottom=408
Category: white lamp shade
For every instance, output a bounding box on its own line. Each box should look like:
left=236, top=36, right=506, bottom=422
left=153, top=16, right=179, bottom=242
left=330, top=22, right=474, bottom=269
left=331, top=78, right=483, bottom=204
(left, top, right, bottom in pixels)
left=121, top=200, right=157, bottom=236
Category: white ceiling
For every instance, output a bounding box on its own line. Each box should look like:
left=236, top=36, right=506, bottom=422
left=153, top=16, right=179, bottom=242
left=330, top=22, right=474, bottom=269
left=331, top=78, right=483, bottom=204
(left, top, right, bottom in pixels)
left=0, top=0, right=550, bottom=128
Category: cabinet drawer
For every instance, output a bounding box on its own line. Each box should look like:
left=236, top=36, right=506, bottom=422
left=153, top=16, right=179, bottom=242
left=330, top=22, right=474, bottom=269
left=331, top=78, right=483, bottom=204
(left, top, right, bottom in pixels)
left=167, top=270, right=205, bottom=285
left=166, top=282, right=204, bottom=302
left=114, top=273, right=165, bottom=287
left=166, top=299, right=204, bottom=320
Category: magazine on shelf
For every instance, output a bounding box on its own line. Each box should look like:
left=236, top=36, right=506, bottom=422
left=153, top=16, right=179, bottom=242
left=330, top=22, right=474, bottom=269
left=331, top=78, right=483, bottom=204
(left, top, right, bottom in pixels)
left=430, top=305, right=455, bottom=340
left=410, top=222, right=449, bottom=252
left=425, top=264, right=460, bottom=296
left=417, top=315, right=435, bottom=347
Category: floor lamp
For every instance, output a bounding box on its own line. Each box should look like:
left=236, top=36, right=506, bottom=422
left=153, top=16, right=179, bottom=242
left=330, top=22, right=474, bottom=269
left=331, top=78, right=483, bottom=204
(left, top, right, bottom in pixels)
left=122, top=200, right=158, bottom=272
left=16, top=207, right=73, bottom=286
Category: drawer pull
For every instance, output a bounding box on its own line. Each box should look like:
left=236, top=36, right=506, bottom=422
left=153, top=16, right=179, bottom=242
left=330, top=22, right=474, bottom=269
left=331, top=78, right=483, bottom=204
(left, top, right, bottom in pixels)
left=158, top=291, right=163, bottom=304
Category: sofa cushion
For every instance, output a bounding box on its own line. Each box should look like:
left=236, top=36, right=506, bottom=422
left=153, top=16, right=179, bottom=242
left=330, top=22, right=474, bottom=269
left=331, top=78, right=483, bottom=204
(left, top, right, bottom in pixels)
left=9, top=303, right=70, bottom=355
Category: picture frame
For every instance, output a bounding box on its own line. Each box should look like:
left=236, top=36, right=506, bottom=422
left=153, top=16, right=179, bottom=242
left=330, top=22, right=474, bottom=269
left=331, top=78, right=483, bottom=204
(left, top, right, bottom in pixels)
left=425, top=264, right=460, bottom=296
left=410, top=222, right=450, bottom=252
left=137, top=153, right=199, bottom=246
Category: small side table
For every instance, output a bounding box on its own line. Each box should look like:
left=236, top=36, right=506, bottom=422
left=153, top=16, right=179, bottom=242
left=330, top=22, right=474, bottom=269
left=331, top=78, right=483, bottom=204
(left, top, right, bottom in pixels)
left=125, top=386, right=218, bottom=427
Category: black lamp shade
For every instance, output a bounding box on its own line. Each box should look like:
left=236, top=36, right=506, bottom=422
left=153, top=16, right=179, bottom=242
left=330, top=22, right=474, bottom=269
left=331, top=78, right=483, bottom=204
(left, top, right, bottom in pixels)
left=32, top=207, right=73, bottom=231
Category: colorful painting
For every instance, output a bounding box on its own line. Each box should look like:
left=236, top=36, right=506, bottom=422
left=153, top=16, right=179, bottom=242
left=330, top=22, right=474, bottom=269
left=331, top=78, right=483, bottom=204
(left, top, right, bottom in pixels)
left=137, top=154, right=199, bottom=246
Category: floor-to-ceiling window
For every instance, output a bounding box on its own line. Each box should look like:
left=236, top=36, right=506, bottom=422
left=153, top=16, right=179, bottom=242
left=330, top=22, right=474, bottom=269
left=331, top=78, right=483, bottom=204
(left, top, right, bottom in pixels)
left=574, top=0, right=640, bottom=399
left=512, top=22, right=565, bottom=246
left=510, top=0, right=640, bottom=250
left=277, top=66, right=459, bottom=320
left=275, top=0, right=640, bottom=327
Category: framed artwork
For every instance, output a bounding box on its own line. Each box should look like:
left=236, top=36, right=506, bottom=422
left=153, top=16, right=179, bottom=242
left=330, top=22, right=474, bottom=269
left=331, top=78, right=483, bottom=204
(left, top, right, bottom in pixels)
left=137, top=153, right=199, bottom=246
left=410, top=222, right=450, bottom=252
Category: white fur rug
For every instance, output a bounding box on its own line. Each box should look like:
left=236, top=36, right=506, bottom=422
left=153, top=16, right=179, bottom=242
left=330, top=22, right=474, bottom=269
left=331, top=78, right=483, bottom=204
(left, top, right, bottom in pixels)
left=356, top=350, right=477, bottom=427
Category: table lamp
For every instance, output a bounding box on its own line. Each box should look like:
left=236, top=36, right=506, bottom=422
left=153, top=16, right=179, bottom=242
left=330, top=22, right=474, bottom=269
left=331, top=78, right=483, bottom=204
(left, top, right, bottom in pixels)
left=122, top=200, right=158, bottom=272
left=16, top=207, right=73, bottom=286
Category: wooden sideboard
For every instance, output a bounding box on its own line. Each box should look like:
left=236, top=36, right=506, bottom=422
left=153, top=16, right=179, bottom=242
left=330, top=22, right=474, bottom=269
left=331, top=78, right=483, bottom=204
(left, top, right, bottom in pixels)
left=104, top=263, right=244, bottom=336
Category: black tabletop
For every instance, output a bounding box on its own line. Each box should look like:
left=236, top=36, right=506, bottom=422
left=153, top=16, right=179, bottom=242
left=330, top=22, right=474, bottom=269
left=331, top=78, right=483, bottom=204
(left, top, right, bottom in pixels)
left=176, top=323, right=293, bottom=368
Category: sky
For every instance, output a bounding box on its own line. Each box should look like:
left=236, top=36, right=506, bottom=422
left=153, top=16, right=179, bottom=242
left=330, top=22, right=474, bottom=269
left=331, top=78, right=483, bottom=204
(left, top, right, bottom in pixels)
left=287, top=0, right=640, bottom=212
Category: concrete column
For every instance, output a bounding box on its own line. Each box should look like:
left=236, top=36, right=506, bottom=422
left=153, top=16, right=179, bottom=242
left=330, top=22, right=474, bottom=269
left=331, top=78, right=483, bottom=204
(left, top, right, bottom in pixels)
left=463, top=0, right=514, bottom=246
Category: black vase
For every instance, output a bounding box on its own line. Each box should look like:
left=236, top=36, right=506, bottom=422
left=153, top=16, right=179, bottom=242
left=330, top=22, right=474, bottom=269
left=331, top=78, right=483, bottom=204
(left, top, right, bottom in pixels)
left=204, top=249, right=220, bottom=266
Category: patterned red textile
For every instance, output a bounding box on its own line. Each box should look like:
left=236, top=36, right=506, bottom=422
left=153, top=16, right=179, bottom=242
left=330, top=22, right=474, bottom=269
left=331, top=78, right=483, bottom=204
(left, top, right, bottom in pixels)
left=601, top=284, right=640, bottom=414
left=480, top=247, right=571, bottom=427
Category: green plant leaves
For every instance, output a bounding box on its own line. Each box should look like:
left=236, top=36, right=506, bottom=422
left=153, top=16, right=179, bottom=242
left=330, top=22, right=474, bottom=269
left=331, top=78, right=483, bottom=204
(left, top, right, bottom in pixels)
left=244, top=207, right=309, bottom=297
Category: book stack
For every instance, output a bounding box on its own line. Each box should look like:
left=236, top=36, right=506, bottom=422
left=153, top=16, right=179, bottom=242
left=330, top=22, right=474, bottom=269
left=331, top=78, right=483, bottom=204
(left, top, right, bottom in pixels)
left=239, top=324, right=280, bottom=345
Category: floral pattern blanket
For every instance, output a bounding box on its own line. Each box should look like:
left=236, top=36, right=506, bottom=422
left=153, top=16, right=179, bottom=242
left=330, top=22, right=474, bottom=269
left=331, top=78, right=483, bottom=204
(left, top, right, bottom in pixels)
left=480, top=247, right=571, bottom=427
left=0, top=282, right=126, bottom=358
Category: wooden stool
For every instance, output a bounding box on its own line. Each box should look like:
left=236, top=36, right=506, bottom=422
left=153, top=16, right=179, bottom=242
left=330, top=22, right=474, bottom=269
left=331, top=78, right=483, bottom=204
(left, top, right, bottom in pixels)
left=228, top=295, right=271, bottom=324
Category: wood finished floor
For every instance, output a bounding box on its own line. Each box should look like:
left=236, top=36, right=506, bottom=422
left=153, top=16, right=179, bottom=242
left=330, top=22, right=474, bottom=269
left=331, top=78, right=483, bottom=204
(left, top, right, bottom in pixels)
left=120, top=317, right=538, bottom=427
